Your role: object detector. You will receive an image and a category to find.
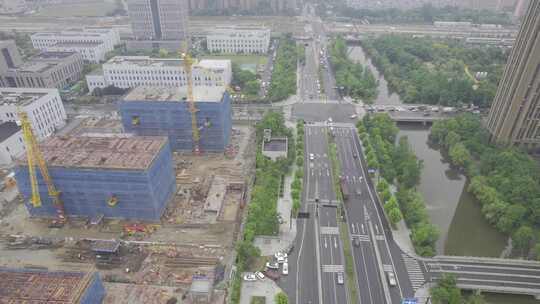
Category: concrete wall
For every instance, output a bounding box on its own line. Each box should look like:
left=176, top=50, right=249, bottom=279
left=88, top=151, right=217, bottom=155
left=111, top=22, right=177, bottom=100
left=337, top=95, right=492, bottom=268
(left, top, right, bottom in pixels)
left=15, top=140, right=176, bottom=221
left=119, top=92, right=232, bottom=151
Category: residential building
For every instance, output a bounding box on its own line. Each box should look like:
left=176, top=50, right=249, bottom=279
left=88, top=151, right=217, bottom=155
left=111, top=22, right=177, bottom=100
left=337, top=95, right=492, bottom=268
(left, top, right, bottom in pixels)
left=0, top=49, right=84, bottom=89
left=486, top=1, right=540, bottom=152
left=16, top=135, right=175, bottom=221
left=127, top=0, right=189, bottom=41
left=0, top=88, right=67, bottom=140
left=207, top=26, right=271, bottom=54
left=86, top=56, right=231, bottom=92
left=0, top=122, right=24, bottom=166
left=118, top=86, right=232, bottom=151
left=31, top=28, right=121, bottom=54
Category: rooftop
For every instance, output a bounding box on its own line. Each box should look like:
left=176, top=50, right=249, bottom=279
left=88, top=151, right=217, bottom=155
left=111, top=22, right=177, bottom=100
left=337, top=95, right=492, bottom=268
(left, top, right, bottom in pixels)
left=15, top=51, right=79, bottom=73
left=122, top=86, right=226, bottom=103
left=18, top=135, right=168, bottom=170
left=0, top=88, right=55, bottom=107
left=0, top=122, right=21, bottom=143
left=0, top=268, right=94, bottom=303
left=51, top=41, right=104, bottom=48
left=32, top=28, right=116, bottom=38
left=263, top=138, right=288, bottom=152
left=104, top=56, right=230, bottom=70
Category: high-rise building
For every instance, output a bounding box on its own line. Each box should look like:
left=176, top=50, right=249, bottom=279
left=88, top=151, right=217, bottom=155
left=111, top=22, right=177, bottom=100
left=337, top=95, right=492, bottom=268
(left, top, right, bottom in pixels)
left=486, top=1, right=540, bottom=152
left=127, top=0, right=188, bottom=41
left=0, top=40, right=23, bottom=73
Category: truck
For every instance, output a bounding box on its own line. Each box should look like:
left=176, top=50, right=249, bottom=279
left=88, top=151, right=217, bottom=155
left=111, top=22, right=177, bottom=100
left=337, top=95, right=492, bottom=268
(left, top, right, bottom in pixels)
left=340, top=178, right=349, bottom=201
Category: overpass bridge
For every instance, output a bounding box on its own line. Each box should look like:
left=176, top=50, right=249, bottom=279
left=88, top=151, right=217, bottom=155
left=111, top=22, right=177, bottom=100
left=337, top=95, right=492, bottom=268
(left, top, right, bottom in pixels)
left=416, top=255, right=540, bottom=299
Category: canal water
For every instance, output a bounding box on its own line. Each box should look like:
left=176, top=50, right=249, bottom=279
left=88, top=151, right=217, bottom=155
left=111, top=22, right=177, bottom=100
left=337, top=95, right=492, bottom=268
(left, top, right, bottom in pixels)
left=348, top=45, right=540, bottom=304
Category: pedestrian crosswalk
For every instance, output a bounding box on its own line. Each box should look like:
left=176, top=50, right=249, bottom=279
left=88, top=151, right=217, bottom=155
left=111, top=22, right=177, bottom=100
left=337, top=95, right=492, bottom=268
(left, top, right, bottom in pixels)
left=322, top=264, right=345, bottom=273
left=351, top=234, right=370, bottom=242
left=402, top=253, right=425, bottom=290
left=320, top=226, right=339, bottom=235
left=383, top=264, right=394, bottom=272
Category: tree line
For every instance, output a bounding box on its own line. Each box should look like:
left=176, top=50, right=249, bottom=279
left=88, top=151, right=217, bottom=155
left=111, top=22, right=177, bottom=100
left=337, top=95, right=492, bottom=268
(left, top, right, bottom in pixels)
left=361, top=35, right=507, bottom=107
left=430, top=114, right=540, bottom=259
left=267, top=35, right=299, bottom=102
left=329, top=36, right=378, bottom=102
left=231, top=111, right=295, bottom=303
left=358, top=113, right=439, bottom=256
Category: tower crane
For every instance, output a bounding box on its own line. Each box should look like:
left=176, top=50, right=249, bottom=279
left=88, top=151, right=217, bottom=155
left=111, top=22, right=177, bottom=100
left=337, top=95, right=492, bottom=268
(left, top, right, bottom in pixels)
left=180, top=50, right=201, bottom=154
left=19, top=111, right=66, bottom=226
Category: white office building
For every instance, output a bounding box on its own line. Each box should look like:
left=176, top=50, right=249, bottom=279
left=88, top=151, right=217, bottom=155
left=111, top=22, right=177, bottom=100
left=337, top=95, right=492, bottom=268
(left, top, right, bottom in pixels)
left=207, top=26, right=271, bottom=54
left=86, top=56, right=232, bottom=93
left=0, top=88, right=67, bottom=140
left=0, top=122, right=24, bottom=166
left=31, top=28, right=121, bottom=63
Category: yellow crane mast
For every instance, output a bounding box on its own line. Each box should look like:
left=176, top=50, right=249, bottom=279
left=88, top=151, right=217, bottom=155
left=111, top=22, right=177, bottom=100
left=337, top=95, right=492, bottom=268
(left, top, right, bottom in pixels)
left=19, top=111, right=66, bottom=225
left=181, top=51, right=201, bottom=154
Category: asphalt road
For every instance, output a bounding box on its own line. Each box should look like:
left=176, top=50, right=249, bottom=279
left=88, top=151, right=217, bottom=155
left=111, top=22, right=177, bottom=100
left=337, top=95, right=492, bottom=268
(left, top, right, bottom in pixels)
left=333, top=125, right=418, bottom=304
left=288, top=125, right=348, bottom=304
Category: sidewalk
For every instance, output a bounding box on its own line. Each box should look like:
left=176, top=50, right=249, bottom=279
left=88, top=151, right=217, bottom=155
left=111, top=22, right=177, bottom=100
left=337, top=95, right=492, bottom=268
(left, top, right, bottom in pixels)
left=254, top=164, right=298, bottom=256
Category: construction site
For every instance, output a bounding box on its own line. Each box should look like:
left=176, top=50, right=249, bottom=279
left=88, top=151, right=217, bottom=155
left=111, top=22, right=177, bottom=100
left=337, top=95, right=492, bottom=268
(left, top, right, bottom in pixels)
left=0, top=114, right=255, bottom=302
left=0, top=69, right=257, bottom=303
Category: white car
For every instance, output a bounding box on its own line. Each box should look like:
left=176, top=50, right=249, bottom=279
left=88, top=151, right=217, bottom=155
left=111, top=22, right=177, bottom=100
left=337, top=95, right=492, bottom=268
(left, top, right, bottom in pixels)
left=386, top=271, right=397, bottom=286
left=275, top=252, right=288, bottom=263
left=282, top=262, right=289, bottom=275
left=350, top=114, right=357, bottom=119
left=243, top=273, right=257, bottom=281
left=309, top=153, right=315, bottom=161
left=255, top=271, right=265, bottom=280
left=337, top=272, right=344, bottom=285
left=266, top=261, right=279, bottom=269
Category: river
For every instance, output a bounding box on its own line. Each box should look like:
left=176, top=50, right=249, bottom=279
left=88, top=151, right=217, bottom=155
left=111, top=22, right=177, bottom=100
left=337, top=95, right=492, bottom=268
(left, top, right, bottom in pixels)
left=347, top=45, right=540, bottom=304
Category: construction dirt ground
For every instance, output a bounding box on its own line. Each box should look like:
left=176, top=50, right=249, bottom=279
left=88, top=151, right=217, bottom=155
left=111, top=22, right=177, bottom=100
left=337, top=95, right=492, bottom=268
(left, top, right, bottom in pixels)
left=0, top=124, right=257, bottom=304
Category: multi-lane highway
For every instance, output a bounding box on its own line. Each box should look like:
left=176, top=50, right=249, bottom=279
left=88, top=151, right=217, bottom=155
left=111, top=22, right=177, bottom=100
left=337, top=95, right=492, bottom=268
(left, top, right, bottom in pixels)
left=292, top=125, right=348, bottom=304
left=333, top=125, right=419, bottom=304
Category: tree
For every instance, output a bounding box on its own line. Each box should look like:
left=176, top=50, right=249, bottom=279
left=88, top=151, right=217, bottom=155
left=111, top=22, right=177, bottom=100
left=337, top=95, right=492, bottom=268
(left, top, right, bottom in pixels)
left=449, top=143, right=471, bottom=168
left=275, top=292, right=289, bottom=304
left=466, top=292, right=486, bottom=304
left=534, top=243, right=540, bottom=261
left=388, top=207, right=403, bottom=225
left=245, top=79, right=260, bottom=95
left=377, top=178, right=389, bottom=193
left=512, top=226, right=533, bottom=254
left=496, top=204, right=526, bottom=233
left=430, top=274, right=462, bottom=304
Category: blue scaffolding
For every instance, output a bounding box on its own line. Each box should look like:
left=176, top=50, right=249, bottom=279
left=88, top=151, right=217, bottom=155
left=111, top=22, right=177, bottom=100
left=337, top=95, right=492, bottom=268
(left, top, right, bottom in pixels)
left=119, top=91, right=232, bottom=151
left=15, top=140, right=176, bottom=221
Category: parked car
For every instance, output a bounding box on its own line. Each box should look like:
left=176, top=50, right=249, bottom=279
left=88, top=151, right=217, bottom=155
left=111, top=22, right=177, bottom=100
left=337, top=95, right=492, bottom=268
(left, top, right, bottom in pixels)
left=266, top=261, right=279, bottom=270
left=243, top=273, right=257, bottom=281
left=255, top=271, right=265, bottom=280
left=275, top=252, right=288, bottom=263
left=282, top=262, right=289, bottom=275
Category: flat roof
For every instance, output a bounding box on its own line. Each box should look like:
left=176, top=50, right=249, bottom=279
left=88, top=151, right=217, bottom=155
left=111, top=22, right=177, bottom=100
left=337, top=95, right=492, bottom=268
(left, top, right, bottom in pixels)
left=122, top=86, right=226, bottom=103
left=17, top=135, right=168, bottom=170
left=0, top=268, right=94, bottom=303
left=15, top=51, right=78, bottom=73
left=0, top=122, right=21, bottom=142
left=52, top=41, right=103, bottom=48
left=263, top=138, right=288, bottom=152
left=0, top=88, right=55, bottom=106
left=105, top=56, right=230, bottom=70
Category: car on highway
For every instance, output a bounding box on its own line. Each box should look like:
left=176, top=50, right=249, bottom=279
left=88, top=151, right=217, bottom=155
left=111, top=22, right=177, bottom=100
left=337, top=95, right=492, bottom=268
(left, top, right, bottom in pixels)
left=255, top=271, right=265, bottom=280
left=282, top=262, right=289, bottom=275
left=386, top=271, right=397, bottom=286
left=309, top=153, right=315, bottom=161
left=353, top=237, right=360, bottom=247
left=350, top=114, right=357, bottom=119
left=266, top=261, right=279, bottom=269
left=337, top=272, right=344, bottom=285
left=243, top=273, right=257, bottom=281
left=353, top=153, right=358, bottom=158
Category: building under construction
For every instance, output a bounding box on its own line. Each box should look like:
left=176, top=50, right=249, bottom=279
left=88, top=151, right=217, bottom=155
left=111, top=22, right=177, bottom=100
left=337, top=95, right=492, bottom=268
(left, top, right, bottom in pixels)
left=15, top=135, right=176, bottom=221
left=0, top=268, right=105, bottom=303
left=118, top=86, right=232, bottom=151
